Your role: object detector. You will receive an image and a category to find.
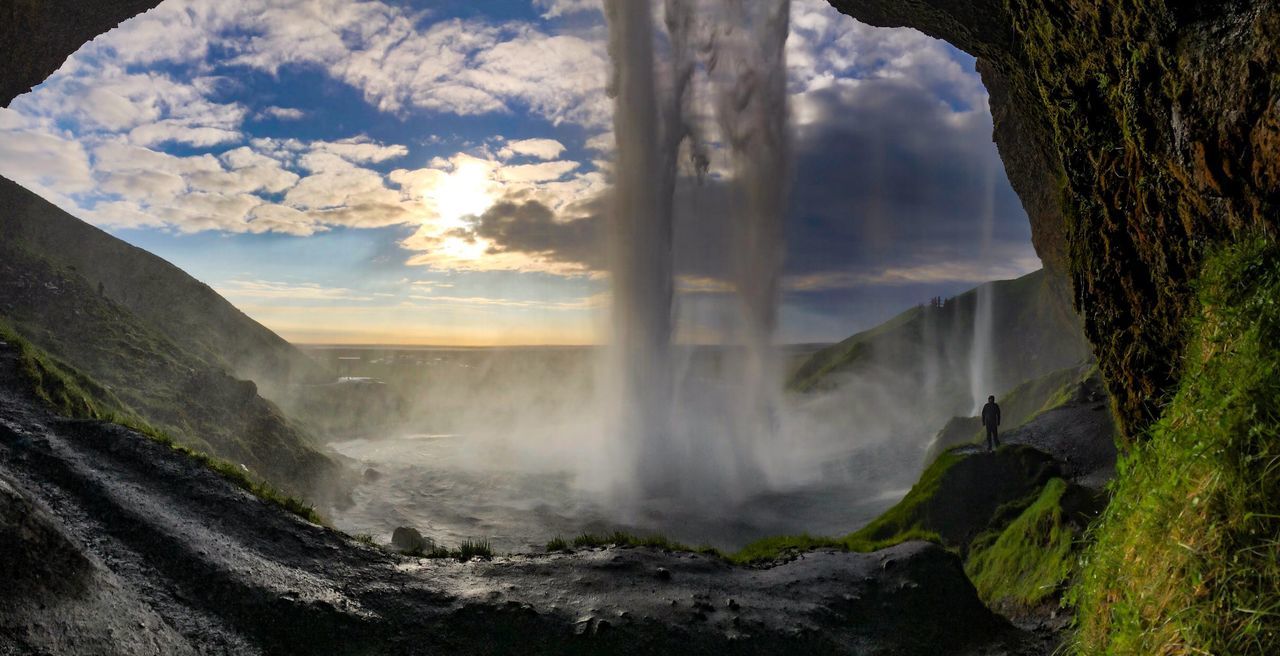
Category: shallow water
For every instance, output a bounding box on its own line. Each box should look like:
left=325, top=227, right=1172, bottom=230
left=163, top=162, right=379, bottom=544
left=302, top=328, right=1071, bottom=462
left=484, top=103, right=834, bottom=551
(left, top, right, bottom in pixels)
left=328, top=431, right=912, bottom=553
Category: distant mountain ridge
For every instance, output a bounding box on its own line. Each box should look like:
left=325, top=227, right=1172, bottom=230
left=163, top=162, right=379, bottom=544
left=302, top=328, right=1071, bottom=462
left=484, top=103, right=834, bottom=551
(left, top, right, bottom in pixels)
left=788, top=269, right=1094, bottom=460
left=0, top=176, right=339, bottom=499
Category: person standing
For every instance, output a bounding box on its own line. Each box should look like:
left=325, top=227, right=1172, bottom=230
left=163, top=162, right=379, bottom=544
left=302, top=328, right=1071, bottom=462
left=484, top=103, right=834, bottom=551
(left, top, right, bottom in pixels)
left=981, top=395, right=1001, bottom=452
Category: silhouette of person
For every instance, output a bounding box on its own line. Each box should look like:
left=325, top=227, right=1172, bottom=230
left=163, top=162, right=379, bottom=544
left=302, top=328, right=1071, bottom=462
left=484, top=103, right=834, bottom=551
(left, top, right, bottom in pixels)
left=981, top=395, right=1001, bottom=452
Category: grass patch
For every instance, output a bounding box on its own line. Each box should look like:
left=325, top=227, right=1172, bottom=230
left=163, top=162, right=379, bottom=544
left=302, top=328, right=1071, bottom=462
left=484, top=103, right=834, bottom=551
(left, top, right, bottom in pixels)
left=456, top=538, right=493, bottom=561
left=965, top=478, right=1076, bottom=610
left=545, top=535, right=569, bottom=552
left=850, top=450, right=962, bottom=542
left=354, top=533, right=376, bottom=546
left=405, top=537, right=490, bottom=561
left=729, top=528, right=943, bottom=565
left=0, top=321, right=324, bottom=526
left=1, top=321, right=119, bottom=420
left=1068, top=237, right=1280, bottom=654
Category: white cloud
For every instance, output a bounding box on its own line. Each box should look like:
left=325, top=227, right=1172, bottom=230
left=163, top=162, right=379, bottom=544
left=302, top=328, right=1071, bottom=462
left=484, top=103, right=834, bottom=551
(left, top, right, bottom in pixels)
left=495, top=160, right=579, bottom=183
left=532, top=0, right=601, bottom=19
left=262, top=106, right=306, bottom=120
left=0, top=129, right=95, bottom=194
left=499, top=138, right=566, bottom=160
left=309, top=136, right=408, bottom=164
left=215, top=279, right=374, bottom=301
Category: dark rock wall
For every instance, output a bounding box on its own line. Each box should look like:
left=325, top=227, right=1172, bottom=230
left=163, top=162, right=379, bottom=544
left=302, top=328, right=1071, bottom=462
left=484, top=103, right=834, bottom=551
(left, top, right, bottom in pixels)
left=1, top=0, right=164, bottom=105
left=832, top=0, right=1280, bottom=438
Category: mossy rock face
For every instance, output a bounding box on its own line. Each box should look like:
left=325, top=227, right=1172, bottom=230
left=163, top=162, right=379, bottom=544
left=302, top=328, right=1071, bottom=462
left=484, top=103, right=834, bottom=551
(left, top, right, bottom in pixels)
left=964, top=478, right=1105, bottom=613
left=829, top=1, right=1280, bottom=440
left=1069, top=237, right=1280, bottom=654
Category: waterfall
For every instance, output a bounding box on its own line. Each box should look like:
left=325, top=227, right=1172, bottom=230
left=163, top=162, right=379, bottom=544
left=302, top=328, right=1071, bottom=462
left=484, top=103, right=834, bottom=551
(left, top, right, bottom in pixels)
left=968, top=155, right=999, bottom=414
left=601, top=0, right=791, bottom=499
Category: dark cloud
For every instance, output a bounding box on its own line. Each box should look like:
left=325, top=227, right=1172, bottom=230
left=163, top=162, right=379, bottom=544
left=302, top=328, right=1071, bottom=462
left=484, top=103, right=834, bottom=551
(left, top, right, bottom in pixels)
left=471, top=198, right=605, bottom=269
left=466, top=74, right=1035, bottom=306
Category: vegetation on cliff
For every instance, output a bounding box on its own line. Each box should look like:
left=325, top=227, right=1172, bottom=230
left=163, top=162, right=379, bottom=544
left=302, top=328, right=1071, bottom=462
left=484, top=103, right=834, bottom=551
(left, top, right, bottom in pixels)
left=1005, top=1, right=1280, bottom=439
left=1069, top=238, right=1280, bottom=653
left=0, top=322, right=322, bottom=524
left=0, top=219, right=340, bottom=500
left=964, top=477, right=1099, bottom=611
left=790, top=268, right=1089, bottom=397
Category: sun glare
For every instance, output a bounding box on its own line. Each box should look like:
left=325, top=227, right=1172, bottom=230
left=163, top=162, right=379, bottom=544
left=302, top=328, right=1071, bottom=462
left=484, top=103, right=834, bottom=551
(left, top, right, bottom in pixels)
left=424, top=154, right=498, bottom=229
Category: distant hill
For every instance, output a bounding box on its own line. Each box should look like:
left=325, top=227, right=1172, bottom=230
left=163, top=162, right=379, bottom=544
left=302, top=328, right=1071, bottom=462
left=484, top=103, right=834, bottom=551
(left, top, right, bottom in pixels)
left=0, top=177, right=327, bottom=390
left=787, top=269, right=1094, bottom=458
left=0, top=176, right=340, bottom=499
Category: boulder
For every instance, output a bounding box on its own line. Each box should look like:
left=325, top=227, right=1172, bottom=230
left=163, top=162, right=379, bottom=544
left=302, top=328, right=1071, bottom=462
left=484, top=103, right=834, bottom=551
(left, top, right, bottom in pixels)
left=391, top=526, right=428, bottom=554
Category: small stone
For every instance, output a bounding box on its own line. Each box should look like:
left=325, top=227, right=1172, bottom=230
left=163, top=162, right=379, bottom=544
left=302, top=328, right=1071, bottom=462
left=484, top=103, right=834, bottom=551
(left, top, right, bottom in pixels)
left=727, top=598, right=739, bottom=610
left=655, top=567, right=671, bottom=581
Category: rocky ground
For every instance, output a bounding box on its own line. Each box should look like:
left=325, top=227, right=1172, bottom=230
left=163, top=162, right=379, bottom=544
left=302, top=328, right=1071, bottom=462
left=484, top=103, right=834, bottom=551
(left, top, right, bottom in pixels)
left=953, top=376, right=1117, bottom=491
left=0, top=338, right=1066, bottom=655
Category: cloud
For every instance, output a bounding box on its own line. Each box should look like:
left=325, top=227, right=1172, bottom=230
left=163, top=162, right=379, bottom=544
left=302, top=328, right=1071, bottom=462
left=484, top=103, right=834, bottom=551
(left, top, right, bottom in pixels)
left=405, top=292, right=607, bottom=311
left=309, top=136, right=409, bottom=164
left=261, top=106, right=306, bottom=120
left=498, top=138, right=567, bottom=160
left=532, top=0, right=601, bottom=19
left=495, top=160, right=579, bottom=183
left=215, top=279, right=374, bottom=301
left=0, top=128, right=95, bottom=195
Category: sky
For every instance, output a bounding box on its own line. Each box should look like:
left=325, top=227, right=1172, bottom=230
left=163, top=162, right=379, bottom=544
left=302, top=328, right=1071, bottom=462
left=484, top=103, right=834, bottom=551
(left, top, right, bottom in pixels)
left=0, top=0, right=1039, bottom=346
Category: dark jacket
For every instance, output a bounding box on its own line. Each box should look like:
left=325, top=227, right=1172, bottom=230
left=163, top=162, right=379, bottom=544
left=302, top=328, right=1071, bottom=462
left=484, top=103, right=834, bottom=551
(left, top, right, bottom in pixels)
left=981, top=401, right=1001, bottom=428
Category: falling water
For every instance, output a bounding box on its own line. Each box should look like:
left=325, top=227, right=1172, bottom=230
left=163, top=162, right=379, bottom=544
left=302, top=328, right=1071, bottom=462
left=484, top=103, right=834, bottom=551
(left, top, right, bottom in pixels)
left=602, top=0, right=792, bottom=500
left=709, top=1, right=792, bottom=485
left=968, top=156, right=999, bottom=413
left=602, top=0, right=677, bottom=497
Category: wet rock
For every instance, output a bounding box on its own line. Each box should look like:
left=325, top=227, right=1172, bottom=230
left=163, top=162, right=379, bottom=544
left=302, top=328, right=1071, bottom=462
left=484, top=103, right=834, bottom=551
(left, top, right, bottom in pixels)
left=391, top=526, right=428, bottom=554
left=655, top=567, right=671, bottom=581
left=363, top=468, right=382, bottom=482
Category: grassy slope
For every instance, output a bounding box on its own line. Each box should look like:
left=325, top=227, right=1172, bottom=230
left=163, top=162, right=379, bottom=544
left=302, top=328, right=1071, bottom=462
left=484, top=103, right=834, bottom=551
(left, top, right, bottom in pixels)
left=789, top=268, right=1090, bottom=396
left=0, top=322, right=322, bottom=524
left=1069, top=237, right=1280, bottom=654
left=0, top=176, right=326, bottom=389
left=965, top=478, right=1079, bottom=611
left=0, top=238, right=338, bottom=499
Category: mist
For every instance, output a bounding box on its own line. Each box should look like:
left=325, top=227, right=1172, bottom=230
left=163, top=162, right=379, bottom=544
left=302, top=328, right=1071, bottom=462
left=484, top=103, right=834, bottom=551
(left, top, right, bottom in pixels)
left=278, top=0, right=1018, bottom=553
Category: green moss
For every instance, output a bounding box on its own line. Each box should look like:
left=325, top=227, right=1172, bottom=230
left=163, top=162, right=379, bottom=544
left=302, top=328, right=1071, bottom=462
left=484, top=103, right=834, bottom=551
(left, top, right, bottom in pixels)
left=2, top=321, right=120, bottom=420
left=729, top=528, right=942, bottom=565
left=1069, top=237, right=1280, bottom=653
left=966, top=478, right=1076, bottom=610
left=851, top=451, right=962, bottom=542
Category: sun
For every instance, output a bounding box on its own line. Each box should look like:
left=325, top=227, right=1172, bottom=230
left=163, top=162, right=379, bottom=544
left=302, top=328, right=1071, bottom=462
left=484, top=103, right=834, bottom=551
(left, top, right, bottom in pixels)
left=423, top=154, right=498, bottom=229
